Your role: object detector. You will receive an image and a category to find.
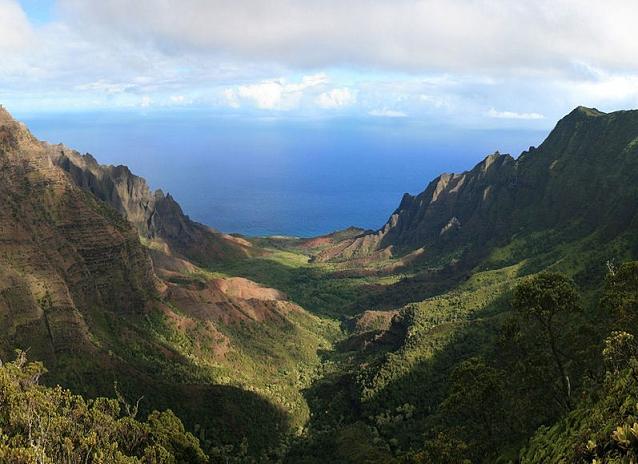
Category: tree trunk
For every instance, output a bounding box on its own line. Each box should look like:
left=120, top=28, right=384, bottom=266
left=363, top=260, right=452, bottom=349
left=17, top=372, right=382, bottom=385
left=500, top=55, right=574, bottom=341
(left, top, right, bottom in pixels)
left=547, top=323, right=571, bottom=410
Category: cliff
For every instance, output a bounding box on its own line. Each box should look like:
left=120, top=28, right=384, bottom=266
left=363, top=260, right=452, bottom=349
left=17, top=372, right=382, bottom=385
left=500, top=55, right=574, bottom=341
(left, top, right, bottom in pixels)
left=49, top=146, right=253, bottom=264
left=316, top=107, right=638, bottom=263
left=0, top=106, right=158, bottom=359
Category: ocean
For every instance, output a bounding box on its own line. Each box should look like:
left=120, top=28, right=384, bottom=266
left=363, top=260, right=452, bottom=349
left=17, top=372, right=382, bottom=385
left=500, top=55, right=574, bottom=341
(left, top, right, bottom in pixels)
left=20, top=110, right=547, bottom=237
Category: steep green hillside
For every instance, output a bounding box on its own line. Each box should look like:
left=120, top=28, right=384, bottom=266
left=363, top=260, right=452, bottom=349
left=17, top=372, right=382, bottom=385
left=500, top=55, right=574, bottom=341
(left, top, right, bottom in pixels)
left=2, top=106, right=638, bottom=463
left=214, top=107, right=638, bottom=462
left=317, top=106, right=638, bottom=266
left=0, top=106, right=341, bottom=461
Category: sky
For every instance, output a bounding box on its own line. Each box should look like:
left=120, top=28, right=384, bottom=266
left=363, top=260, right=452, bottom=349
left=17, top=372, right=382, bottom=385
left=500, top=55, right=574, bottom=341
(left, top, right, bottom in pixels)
left=3, top=0, right=638, bottom=128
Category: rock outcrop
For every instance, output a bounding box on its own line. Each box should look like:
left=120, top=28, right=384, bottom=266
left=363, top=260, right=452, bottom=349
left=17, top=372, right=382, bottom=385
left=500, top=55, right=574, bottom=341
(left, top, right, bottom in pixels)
left=0, top=105, right=316, bottom=366
left=49, top=146, right=253, bottom=265
left=317, top=107, right=638, bottom=262
left=0, top=106, right=158, bottom=359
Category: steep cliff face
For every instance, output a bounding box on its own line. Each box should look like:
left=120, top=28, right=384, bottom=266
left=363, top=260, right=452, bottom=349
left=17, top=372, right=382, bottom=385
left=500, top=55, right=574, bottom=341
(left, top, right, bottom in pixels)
left=49, top=146, right=253, bottom=265
left=0, top=107, right=316, bottom=361
left=0, top=107, right=158, bottom=359
left=315, top=152, right=517, bottom=262
left=0, top=107, right=338, bottom=454
left=317, top=107, right=638, bottom=263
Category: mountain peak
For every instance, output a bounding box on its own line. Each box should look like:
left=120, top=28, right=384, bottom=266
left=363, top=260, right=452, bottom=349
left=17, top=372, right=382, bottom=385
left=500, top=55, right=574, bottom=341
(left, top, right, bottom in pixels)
left=567, top=106, right=606, bottom=119
left=0, top=105, right=19, bottom=128
left=0, top=104, right=16, bottom=120
left=0, top=105, right=35, bottom=148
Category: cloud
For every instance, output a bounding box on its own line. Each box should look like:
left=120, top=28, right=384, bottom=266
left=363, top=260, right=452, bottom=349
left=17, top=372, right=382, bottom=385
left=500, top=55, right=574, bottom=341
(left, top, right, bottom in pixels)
left=419, top=94, right=452, bottom=110
left=225, top=74, right=328, bottom=110
left=292, top=73, right=329, bottom=90
left=0, top=0, right=33, bottom=51
left=57, top=0, right=638, bottom=74
left=368, top=109, right=407, bottom=118
left=3, top=0, right=638, bottom=127
left=563, top=71, right=638, bottom=104
left=76, top=80, right=133, bottom=94
left=316, top=88, right=356, bottom=109
left=487, top=108, right=545, bottom=120
left=169, top=95, right=189, bottom=104
left=223, top=88, right=240, bottom=108
left=237, top=81, right=286, bottom=109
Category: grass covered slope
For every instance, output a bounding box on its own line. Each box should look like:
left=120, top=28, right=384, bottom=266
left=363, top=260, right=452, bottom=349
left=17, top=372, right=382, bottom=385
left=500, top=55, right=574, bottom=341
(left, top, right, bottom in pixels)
left=0, top=106, right=343, bottom=461
left=2, top=105, right=638, bottom=463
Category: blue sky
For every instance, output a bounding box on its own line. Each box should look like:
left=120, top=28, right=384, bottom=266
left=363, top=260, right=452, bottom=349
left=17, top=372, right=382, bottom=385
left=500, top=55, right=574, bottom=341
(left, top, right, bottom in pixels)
left=19, top=0, right=54, bottom=24
left=3, top=0, right=638, bottom=129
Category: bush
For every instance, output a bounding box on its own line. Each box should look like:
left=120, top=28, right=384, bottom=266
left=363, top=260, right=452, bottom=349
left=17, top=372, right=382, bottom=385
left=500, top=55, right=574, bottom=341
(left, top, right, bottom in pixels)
left=0, top=351, right=207, bottom=464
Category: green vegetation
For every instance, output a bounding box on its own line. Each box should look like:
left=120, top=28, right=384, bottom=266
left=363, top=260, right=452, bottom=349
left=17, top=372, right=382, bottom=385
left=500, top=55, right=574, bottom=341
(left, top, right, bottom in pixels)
left=56, top=293, right=340, bottom=460
left=37, top=227, right=634, bottom=463
left=522, top=263, right=638, bottom=463
left=205, top=247, right=403, bottom=317
left=3, top=106, right=638, bottom=463
left=273, top=258, right=637, bottom=463
left=0, top=351, right=207, bottom=463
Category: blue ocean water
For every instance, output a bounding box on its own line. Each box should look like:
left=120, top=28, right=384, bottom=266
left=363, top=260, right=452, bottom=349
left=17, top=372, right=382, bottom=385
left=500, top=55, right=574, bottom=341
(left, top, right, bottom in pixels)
left=20, top=111, right=547, bottom=237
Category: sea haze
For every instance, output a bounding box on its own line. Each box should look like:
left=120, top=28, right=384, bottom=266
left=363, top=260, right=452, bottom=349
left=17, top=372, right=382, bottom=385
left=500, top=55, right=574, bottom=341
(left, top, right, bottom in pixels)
left=21, top=111, right=547, bottom=237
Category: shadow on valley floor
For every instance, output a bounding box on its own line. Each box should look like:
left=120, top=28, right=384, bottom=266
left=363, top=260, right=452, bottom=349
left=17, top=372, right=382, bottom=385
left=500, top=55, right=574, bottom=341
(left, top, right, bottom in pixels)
left=64, top=355, right=290, bottom=458
left=282, top=276, right=610, bottom=463
left=350, top=266, right=470, bottom=313
left=5, top=312, right=292, bottom=460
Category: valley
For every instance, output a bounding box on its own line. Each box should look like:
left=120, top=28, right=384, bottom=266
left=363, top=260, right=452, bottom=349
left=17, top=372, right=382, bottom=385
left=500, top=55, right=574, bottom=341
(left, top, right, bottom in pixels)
left=1, top=105, right=638, bottom=463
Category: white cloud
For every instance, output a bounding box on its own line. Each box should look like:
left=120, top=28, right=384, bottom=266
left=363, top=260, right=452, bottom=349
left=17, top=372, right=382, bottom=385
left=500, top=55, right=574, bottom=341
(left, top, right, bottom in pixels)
left=564, top=72, right=638, bottom=103
left=76, top=80, right=133, bottom=94
left=2, top=0, right=638, bottom=127
left=226, top=74, right=328, bottom=110
left=237, top=81, right=285, bottom=109
left=419, top=94, right=452, bottom=110
left=169, top=95, right=191, bottom=105
left=140, top=95, right=152, bottom=107
left=57, top=0, right=638, bottom=74
left=369, top=109, right=407, bottom=118
left=223, top=89, right=240, bottom=108
left=291, top=73, right=329, bottom=90
left=316, top=88, right=356, bottom=109
left=487, top=108, right=545, bottom=120
left=0, top=0, right=32, bottom=51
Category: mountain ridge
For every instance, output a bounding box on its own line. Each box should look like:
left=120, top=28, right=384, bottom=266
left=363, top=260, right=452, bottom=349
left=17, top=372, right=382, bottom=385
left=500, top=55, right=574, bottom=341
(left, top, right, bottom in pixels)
left=315, top=106, right=638, bottom=265
left=0, top=105, right=340, bottom=458
left=49, top=143, right=254, bottom=265
left=2, top=104, right=638, bottom=463
left=0, top=105, right=159, bottom=360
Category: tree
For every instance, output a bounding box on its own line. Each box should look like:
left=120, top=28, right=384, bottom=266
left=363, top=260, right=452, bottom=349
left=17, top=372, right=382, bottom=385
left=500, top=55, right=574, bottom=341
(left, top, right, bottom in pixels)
left=439, top=357, right=509, bottom=459
left=521, top=329, right=638, bottom=464
left=411, top=431, right=472, bottom=464
left=602, top=261, right=638, bottom=328
left=0, top=351, right=208, bottom=463
left=603, top=331, right=638, bottom=373
left=512, top=273, right=581, bottom=409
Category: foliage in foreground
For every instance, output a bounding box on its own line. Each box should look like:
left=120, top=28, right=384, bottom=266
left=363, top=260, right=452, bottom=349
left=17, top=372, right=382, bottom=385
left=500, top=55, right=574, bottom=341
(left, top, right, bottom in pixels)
left=522, top=262, right=638, bottom=463
left=284, top=260, right=638, bottom=463
left=0, top=351, right=207, bottom=464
